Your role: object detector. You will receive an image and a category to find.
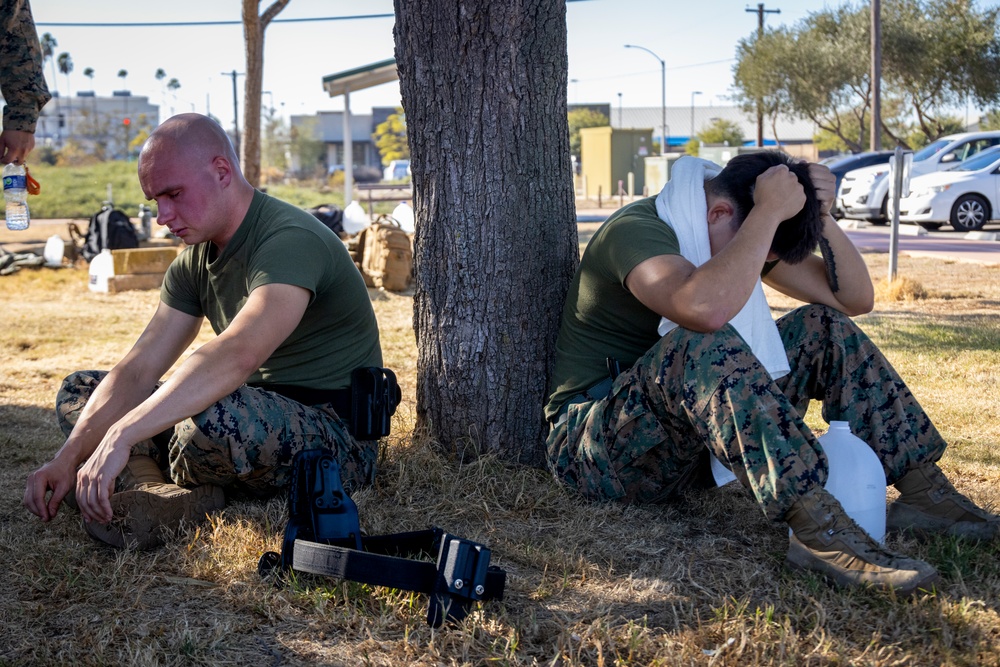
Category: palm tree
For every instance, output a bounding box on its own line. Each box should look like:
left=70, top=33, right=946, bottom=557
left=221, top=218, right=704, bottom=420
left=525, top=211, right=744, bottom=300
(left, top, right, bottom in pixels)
left=40, top=33, right=59, bottom=137
left=118, top=69, right=130, bottom=159
left=81, top=66, right=98, bottom=147
left=57, top=53, right=73, bottom=134
left=166, top=78, right=181, bottom=118
left=155, top=68, right=167, bottom=111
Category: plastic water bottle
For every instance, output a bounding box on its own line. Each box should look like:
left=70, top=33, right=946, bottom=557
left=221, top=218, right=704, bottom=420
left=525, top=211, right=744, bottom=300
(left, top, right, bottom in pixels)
left=820, top=421, right=887, bottom=542
left=3, top=162, right=29, bottom=230
left=43, top=234, right=65, bottom=267
left=342, top=200, right=370, bottom=235
left=392, top=201, right=415, bottom=233
left=88, top=248, right=114, bottom=293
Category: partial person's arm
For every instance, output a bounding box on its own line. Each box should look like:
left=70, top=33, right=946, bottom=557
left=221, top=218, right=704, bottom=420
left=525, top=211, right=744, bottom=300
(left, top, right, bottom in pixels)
left=763, top=164, right=874, bottom=315
left=0, top=0, right=52, bottom=164
left=625, top=164, right=807, bottom=331
left=73, top=282, right=312, bottom=524
left=23, top=301, right=203, bottom=521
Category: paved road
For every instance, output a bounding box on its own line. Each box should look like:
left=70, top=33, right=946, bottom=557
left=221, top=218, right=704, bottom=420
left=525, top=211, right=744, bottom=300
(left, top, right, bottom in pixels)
left=576, top=206, right=1000, bottom=266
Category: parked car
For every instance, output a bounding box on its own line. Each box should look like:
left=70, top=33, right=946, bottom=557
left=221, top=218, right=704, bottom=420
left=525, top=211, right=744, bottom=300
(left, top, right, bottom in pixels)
left=837, top=131, right=1000, bottom=224
left=383, top=159, right=410, bottom=181
left=822, top=151, right=894, bottom=217
left=898, top=145, right=1000, bottom=231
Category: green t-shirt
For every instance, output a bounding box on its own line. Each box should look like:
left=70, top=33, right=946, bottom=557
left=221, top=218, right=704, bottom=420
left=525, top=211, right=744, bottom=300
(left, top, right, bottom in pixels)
left=545, top=197, right=680, bottom=420
left=161, top=190, right=382, bottom=390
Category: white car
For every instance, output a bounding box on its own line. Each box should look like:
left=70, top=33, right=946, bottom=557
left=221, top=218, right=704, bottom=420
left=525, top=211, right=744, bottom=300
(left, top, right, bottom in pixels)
left=898, top=145, right=1000, bottom=231
left=838, top=131, right=1000, bottom=224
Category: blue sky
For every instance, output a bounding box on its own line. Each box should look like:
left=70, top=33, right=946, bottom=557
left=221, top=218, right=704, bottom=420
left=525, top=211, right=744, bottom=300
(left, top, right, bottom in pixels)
left=30, top=0, right=996, bottom=125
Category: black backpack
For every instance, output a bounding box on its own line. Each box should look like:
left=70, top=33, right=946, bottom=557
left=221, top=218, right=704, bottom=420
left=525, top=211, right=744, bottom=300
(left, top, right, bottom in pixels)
left=80, top=207, right=140, bottom=261
left=306, top=203, right=345, bottom=237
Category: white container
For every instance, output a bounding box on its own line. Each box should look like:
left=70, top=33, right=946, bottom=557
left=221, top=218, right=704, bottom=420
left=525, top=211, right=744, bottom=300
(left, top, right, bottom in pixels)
left=342, top=200, right=370, bottom=234
left=43, top=234, right=65, bottom=267
left=819, top=421, right=887, bottom=542
left=392, top=201, right=415, bottom=233
left=88, top=248, right=114, bottom=293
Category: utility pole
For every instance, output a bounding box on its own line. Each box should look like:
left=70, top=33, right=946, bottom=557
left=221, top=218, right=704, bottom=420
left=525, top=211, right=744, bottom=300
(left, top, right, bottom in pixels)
left=746, top=3, right=780, bottom=148
left=222, top=70, right=245, bottom=159
left=871, top=0, right=882, bottom=151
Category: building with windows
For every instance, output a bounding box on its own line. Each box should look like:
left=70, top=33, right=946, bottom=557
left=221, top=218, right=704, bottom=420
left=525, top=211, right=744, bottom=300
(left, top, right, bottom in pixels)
left=31, top=91, right=159, bottom=159
left=289, top=106, right=398, bottom=177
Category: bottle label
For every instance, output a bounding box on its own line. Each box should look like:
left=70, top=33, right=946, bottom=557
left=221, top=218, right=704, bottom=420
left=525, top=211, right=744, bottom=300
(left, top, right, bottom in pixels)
left=3, top=175, right=26, bottom=190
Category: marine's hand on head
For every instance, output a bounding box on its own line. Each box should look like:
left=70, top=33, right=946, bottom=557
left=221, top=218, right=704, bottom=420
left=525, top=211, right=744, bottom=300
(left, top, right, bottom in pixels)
left=751, top=164, right=806, bottom=224
left=807, top=162, right=837, bottom=217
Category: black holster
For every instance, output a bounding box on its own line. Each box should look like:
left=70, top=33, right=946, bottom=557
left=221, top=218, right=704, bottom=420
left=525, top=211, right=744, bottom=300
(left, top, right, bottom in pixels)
left=258, top=448, right=506, bottom=628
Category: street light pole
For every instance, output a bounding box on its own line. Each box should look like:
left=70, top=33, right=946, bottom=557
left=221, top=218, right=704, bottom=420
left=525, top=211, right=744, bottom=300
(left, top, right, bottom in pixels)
left=690, top=91, right=702, bottom=141
left=624, top=44, right=666, bottom=156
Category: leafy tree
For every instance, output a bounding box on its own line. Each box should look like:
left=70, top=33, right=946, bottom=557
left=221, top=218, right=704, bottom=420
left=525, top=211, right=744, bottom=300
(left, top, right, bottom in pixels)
left=372, top=107, right=409, bottom=166
left=289, top=117, right=325, bottom=178
left=395, top=0, right=579, bottom=464
left=980, top=109, right=1000, bottom=130
left=732, top=0, right=1000, bottom=150
left=692, top=118, right=745, bottom=155
left=241, top=0, right=291, bottom=189
left=568, top=108, right=609, bottom=158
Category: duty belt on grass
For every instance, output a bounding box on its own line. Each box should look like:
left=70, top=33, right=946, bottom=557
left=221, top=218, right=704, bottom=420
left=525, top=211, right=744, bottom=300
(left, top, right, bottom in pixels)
left=257, top=448, right=506, bottom=627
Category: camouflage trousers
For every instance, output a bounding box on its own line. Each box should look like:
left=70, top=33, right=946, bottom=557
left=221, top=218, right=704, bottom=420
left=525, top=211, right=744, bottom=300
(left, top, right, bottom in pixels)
left=546, top=304, right=946, bottom=521
left=56, top=370, right=377, bottom=495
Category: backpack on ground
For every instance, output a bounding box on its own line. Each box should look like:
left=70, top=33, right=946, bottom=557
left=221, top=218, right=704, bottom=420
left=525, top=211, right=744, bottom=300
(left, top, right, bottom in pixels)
left=306, top=203, right=345, bottom=237
left=71, top=206, right=140, bottom=262
left=357, top=215, right=413, bottom=291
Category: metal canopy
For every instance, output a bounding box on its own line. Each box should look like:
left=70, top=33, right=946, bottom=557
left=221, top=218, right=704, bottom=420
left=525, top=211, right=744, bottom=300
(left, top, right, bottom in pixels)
left=322, top=58, right=399, bottom=206
left=322, top=58, right=398, bottom=97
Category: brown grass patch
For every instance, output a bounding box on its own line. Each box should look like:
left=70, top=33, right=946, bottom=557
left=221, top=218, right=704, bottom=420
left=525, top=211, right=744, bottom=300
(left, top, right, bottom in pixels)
left=2, top=248, right=1000, bottom=665
left=874, top=276, right=929, bottom=302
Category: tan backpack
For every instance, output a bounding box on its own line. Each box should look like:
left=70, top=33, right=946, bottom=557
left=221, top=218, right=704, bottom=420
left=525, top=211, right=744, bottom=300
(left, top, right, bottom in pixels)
left=357, top=215, right=413, bottom=291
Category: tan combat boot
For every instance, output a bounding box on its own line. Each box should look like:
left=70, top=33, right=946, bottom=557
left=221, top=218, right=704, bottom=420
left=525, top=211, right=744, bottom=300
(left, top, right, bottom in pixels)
left=887, top=463, right=1000, bottom=541
left=84, top=455, right=226, bottom=550
left=785, top=486, right=938, bottom=595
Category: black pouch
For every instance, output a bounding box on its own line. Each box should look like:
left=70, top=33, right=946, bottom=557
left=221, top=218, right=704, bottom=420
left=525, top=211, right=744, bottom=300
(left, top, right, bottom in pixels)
left=350, top=367, right=402, bottom=440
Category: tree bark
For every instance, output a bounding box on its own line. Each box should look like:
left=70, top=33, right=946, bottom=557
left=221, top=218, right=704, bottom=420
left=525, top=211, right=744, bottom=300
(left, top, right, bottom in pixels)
left=394, top=0, right=579, bottom=466
left=242, top=0, right=289, bottom=188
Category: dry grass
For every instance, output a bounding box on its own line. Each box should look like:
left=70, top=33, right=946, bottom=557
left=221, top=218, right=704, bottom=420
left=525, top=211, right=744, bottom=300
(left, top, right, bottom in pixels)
left=3, top=242, right=1000, bottom=666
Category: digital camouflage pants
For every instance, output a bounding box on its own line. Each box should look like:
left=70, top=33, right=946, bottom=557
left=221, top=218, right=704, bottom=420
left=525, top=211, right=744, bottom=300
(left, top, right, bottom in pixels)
left=56, top=370, right=377, bottom=495
left=546, top=304, right=946, bottom=521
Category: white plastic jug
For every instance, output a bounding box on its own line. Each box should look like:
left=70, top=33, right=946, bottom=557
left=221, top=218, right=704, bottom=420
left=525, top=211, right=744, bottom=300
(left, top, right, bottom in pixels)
left=342, top=200, right=370, bottom=234
left=43, top=234, right=65, bottom=267
left=819, top=421, right=887, bottom=542
left=392, top=201, right=415, bottom=233
left=88, top=248, right=114, bottom=293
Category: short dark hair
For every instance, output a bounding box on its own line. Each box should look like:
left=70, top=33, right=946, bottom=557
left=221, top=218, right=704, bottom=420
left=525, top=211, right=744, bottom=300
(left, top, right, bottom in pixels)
left=705, top=151, right=822, bottom=264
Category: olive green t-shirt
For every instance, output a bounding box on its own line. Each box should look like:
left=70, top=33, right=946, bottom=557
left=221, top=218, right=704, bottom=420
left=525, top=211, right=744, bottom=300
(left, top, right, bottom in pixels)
left=161, top=190, right=382, bottom=390
left=545, top=197, right=680, bottom=420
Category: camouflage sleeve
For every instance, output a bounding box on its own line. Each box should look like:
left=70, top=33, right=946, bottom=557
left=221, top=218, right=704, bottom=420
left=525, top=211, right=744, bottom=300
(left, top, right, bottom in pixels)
left=0, top=0, right=52, bottom=133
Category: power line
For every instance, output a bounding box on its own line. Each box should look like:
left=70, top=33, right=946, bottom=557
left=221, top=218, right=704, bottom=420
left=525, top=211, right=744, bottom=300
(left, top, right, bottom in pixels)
left=34, top=14, right=394, bottom=28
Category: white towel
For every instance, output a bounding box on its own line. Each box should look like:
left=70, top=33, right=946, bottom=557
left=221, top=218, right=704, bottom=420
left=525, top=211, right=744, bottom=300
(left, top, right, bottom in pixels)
left=654, top=156, right=789, bottom=486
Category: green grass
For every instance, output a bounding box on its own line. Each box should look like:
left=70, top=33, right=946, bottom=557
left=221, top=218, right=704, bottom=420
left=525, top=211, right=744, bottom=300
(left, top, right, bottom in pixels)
left=24, top=162, right=357, bottom=220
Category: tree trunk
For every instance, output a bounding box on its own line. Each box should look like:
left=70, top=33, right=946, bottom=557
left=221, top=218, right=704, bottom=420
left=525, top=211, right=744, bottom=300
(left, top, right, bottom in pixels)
left=241, top=0, right=289, bottom=188
left=394, top=0, right=579, bottom=466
